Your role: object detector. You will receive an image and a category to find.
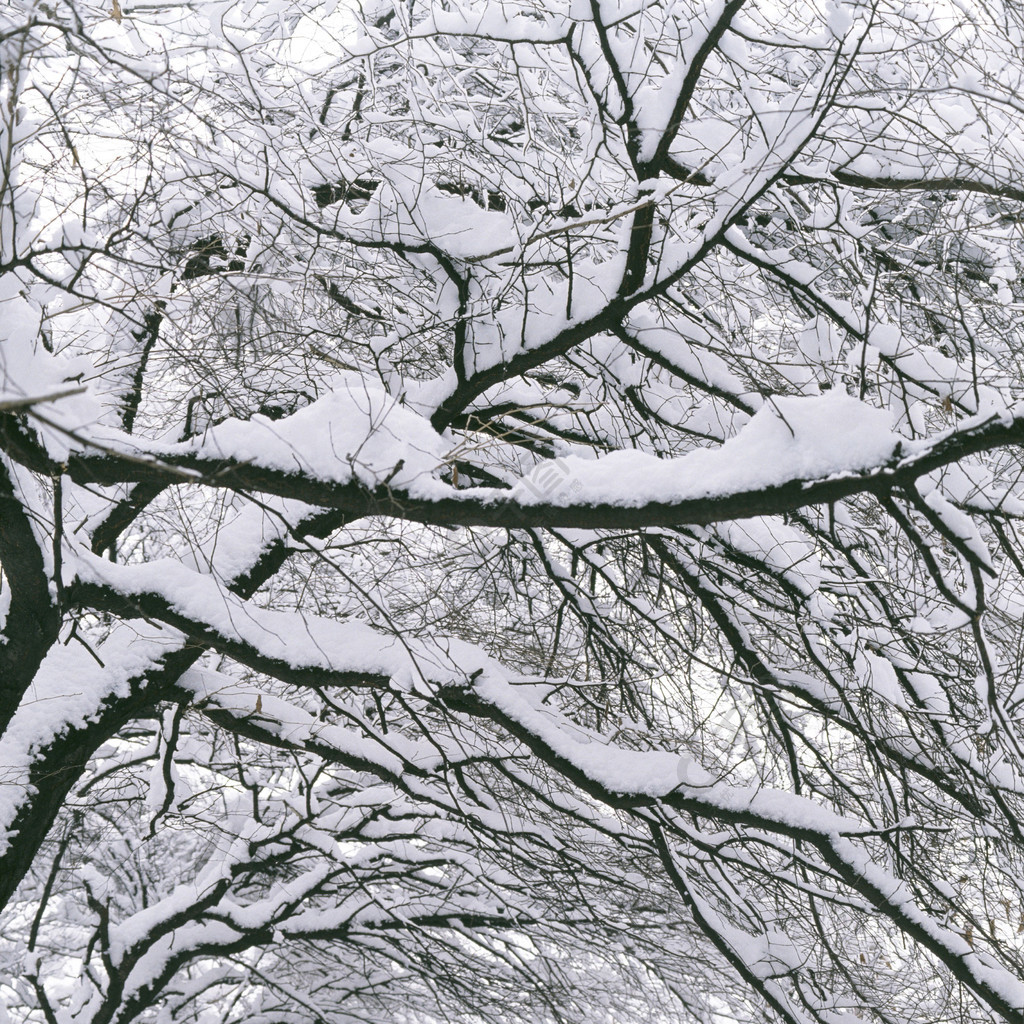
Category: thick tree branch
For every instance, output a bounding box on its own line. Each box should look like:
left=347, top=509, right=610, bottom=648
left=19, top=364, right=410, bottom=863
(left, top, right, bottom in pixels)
left=4, top=407, right=1024, bottom=531
left=0, top=460, right=61, bottom=735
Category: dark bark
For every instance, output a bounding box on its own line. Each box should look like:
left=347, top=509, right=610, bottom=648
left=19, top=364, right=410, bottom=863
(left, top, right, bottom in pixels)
left=0, top=461, right=61, bottom=735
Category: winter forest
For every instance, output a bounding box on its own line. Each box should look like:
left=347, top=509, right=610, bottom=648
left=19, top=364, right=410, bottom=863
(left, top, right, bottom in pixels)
left=7, top=0, right=1024, bottom=1021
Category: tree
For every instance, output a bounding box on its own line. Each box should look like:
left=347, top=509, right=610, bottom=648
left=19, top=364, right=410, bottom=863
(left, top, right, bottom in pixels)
left=5, top=0, right=1024, bottom=1021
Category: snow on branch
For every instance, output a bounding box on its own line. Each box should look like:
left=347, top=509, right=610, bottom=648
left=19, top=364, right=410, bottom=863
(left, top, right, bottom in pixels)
left=10, top=390, right=1024, bottom=530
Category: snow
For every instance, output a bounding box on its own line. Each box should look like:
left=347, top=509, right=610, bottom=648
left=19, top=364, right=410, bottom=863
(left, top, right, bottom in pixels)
left=512, top=392, right=898, bottom=508
left=76, top=553, right=497, bottom=690
left=8, top=2, right=1024, bottom=1020
left=124, top=371, right=450, bottom=497
left=52, top=375, right=914, bottom=524
left=177, top=665, right=433, bottom=779
left=0, top=624, right=184, bottom=851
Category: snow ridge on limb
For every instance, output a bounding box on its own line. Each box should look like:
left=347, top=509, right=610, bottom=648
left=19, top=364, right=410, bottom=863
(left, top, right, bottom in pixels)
left=9, top=391, right=1024, bottom=528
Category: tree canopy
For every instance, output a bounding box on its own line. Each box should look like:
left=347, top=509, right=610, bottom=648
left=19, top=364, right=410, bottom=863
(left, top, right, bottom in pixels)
left=5, top=1, right=1024, bottom=1022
